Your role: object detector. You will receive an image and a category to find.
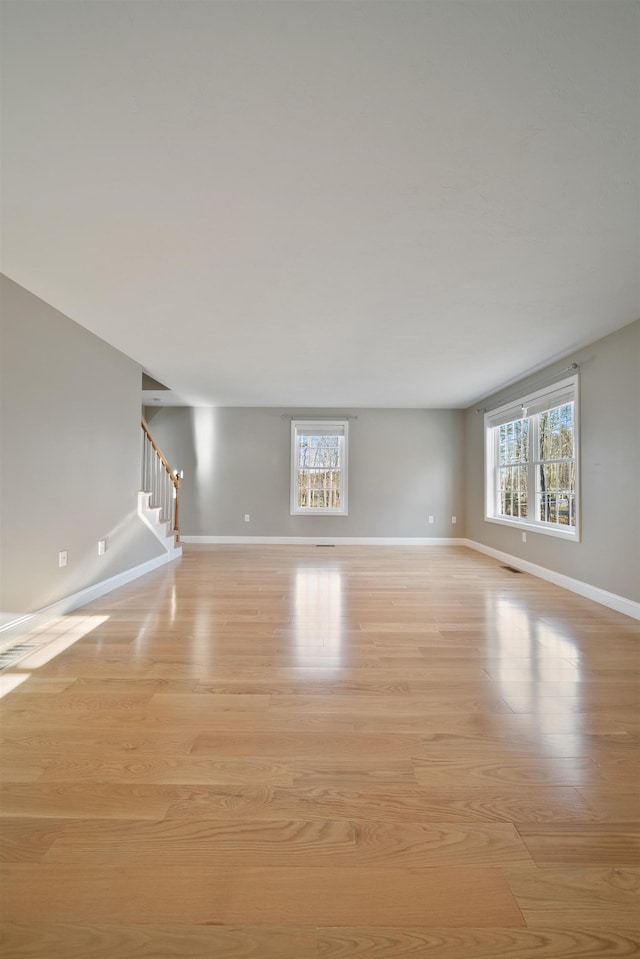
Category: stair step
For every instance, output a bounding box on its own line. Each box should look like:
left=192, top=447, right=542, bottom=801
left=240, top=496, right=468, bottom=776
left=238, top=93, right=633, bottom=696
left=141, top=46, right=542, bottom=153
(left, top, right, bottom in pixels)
left=138, top=490, right=180, bottom=559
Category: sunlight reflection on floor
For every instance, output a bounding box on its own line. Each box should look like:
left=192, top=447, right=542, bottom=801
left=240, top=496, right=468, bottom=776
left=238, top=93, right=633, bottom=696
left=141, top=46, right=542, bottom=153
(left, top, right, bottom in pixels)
left=0, top=615, right=109, bottom=698
left=294, top=565, right=344, bottom=668
left=488, top=594, right=583, bottom=753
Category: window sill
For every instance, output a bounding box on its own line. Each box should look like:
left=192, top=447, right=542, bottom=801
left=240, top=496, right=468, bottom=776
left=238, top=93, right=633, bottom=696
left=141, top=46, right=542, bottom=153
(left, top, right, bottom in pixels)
left=291, top=509, right=348, bottom=517
left=485, top=516, right=580, bottom=542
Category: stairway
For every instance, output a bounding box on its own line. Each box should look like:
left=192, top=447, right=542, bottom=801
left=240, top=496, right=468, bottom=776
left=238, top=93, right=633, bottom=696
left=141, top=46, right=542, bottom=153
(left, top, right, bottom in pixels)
left=138, top=490, right=182, bottom=561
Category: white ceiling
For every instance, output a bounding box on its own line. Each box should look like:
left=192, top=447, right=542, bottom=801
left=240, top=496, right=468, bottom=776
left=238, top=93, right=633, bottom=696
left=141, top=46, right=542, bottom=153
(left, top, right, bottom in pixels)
left=1, top=1, right=638, bottom=408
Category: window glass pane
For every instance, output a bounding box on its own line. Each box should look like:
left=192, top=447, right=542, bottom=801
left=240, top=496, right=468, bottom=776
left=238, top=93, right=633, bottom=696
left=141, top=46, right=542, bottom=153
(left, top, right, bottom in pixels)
left=545, top=463, right=558, bottom=490
left=498, top=465, right=528, bottom=517
left=498, top=425, right=508, bottom=465
left=539, top=402, right=574, bottom=460
left=534, top=459, right=577, bottom=527
left=560, top=403, right=574, bottom=457
left=499, top=419, right=528, bottom=465
left=557, top=492, right=571, bottom=526
left=539, top=493, right=557, bottom=523
left=558, top=462, right=570, bottom=488
left=298, top=435, right=340, bottom=470
left=518, top=467, right=528, bottom=517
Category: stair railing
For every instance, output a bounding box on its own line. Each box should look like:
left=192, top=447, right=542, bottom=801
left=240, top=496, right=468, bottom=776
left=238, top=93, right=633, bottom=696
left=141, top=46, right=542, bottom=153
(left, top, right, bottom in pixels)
left=141, top=418, right=181, bottom=541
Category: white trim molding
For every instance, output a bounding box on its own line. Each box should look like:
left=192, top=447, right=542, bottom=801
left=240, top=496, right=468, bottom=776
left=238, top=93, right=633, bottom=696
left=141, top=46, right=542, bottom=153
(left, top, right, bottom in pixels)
left=181, top=536, right=464, bottom=546
left=0, top=552, right=179, bottom=649
left=484, top=373, right=580, bottom=542
left=464, top=539, right=640, bottom=621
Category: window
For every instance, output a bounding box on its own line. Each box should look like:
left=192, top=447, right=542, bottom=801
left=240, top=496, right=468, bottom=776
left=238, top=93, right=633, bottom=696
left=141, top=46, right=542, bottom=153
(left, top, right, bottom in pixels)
left=485, top=375, right=579, bottom=539
left=291, top=420, right=348, bottom=515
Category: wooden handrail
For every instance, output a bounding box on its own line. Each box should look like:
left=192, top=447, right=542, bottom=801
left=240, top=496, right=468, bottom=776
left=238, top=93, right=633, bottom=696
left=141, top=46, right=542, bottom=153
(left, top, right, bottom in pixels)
left=141, top=418, right=181, bottom=539
left=141, top=418, right=180, bottom=489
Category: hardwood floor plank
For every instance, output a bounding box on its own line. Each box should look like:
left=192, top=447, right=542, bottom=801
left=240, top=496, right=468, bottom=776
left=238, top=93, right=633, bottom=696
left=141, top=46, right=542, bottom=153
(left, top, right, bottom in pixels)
left=353, top=820, right=533, bottom=866
left=0, top=728, right=195, bottom=753
left=162, top=784, right=596, bottom=824
left=505, top=866, right=640, bottom=926
left=0, top=922, right=317, bottom=959
left=56, top=678, right=183, bottom=695
left=0, top=819, right=63, bottom=863
left=502, top=690, right=640, bottom=713
left=43, top=817, right=356, bottom=866
left=513, top=733, right=639, bottom=760
left=0, top=864, right=525, bottom=925
left=0, top=693, right=154, bottom=713
left=0, top=783, right=175, bottom=820
left=0, top=743, right=194, bottom=768
left=516, top=824, right=640, bottom=865
left=413, top=758, right=598, bottom=788
left=591, top=759, right=640, bottom=788
left=0, top=707, right=148, bottom=728
left=2, top=678, right=76, bottom=694
left=317, top=926, right=640, bottom=958
left=354, top=710, right=636, bottom=737
left=294, top=761, right=418, bottom=786
left=192, top=731, right=426, bottom=759
left=576, top=788, right=640, bottom=823
left=0, top=765, right=43, bottom=784
left=34, top=757, right=293, bottom=785
left=582, top=669, right=640, bottom=682
left=148, top=693, right=272, bottom=711
left=198, top=679, right=413, bottom=694
left=266, top=692, right=512, bottom=714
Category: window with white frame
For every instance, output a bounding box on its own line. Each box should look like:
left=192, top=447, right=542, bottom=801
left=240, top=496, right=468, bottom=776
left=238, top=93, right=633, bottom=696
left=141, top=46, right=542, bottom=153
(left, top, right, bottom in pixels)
left=485, top=375, right=579, bottom=539
left=291, top=420, right=348, bottom=515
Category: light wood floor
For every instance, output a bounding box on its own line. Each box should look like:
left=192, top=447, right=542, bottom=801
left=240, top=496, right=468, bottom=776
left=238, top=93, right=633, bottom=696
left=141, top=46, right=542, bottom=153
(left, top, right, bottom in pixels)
left=1, top=545, right=638, bottom=957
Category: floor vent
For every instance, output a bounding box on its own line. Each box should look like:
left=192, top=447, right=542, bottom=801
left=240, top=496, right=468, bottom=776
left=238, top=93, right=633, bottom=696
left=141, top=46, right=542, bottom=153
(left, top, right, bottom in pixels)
left=316, top=544, right=335, bottom=547
left=0, top=642, right=41, bottom=670
left=501, top=565, right=524, bottom=574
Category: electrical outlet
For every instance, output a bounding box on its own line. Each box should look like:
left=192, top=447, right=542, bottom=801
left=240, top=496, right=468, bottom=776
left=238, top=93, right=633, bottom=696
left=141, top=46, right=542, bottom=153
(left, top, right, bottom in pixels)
left=428, top=515, right=434, bottom=524
left=98, top=539, right=107, bottom=555
left=451, top=516, right=457, bottom=524
left=244, top=514, right=250, bottom=522
left=58, top=550, right=68, bottom=567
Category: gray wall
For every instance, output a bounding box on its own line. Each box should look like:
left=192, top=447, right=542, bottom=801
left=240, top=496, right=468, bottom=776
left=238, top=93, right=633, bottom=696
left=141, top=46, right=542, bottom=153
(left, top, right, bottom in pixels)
left=144, top=406, right=466, bottom=539
left=465, top=319, right=640, bottom=603
left=0, top=275, right=164, bottom=617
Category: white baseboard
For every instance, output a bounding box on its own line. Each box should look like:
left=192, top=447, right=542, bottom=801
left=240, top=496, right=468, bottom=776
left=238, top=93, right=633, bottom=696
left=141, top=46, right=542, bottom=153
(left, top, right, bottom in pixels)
left=180, top=535, right=464, bottom=546
left=464, top=538, right=640, bottom=621
left=0, top=552, right=179, bottom=647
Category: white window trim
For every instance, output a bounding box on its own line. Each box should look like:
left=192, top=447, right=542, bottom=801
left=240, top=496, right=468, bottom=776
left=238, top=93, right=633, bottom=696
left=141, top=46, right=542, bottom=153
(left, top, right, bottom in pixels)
left=484, top=375, right=580, bottom=541
left=290, top=419, right=349, bottom=516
